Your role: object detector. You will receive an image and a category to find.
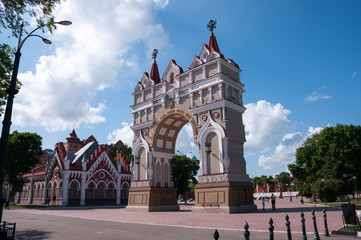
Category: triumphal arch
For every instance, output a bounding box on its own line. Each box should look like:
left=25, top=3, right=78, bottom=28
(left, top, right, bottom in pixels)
left=127, top=21, right=256, bottom=213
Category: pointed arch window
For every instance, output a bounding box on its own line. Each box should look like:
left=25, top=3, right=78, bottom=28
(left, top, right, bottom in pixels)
left=108, top=184, right=114, bottom=199
left=97, top=183, right=105, bottom=199
left=170, top=72, right=175, bottom=83
left=70, top=182, right=78, bottom=199
left=88, top=183, right=95, bottom=199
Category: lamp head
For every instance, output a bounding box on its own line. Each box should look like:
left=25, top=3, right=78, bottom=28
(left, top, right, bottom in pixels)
left=57, top=20, right=72, bottom=26
left=42, top=38, right=52, bottom=44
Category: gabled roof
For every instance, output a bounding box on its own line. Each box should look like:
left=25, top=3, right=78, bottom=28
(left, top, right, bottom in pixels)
left=72, top=141, right=99, bottom=164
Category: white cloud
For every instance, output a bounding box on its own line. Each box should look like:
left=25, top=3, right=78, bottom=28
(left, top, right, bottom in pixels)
left=12, top=0, right=169, bottom=132
left=244, top=100, right=294, bottom=155
left=258, top=126, right=322, bottom=170
left=304, top=87, right=332, bottom=102
left=175, top=123, right=198, bottom=158
left=107, top=122, right=134, bottom=146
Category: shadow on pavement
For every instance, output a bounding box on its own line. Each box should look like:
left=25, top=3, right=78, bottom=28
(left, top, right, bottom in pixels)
left=15, top=229, right=52, bottom=240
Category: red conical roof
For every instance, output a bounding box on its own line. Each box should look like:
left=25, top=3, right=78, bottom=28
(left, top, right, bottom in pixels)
left=69, top=129, right=78, bottom=138
left=150, top=60, right=161, bottom=84
left=208, top=32, right=220, bottom=53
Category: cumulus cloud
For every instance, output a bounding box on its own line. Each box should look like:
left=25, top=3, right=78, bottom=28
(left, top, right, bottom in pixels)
left=244, top=100, right=294, bottom=155
left=175, top=123, right=198, bottom=158
left=12, top=0, right=169, bottom=131
left=304, top=87, right=332, bottom=102
left=107, top=122, right=134, bottom=146
left=258, top=126, right=322, bottom=170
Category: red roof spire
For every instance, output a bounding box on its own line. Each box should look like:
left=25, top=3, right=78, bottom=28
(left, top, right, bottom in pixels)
left=208, top=32, right=220, bottom=53
left=207, top=20, right=220, bottom=53
left=69, top=129, right=78, bottom=138
left=150, top=49, right=161, bottom=84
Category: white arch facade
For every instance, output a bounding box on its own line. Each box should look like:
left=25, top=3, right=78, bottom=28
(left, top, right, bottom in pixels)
left=127, top=30, right=256, bottom=213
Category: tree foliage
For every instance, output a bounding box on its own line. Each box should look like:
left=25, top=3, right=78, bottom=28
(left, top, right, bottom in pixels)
left=311, top=179, right=344, bottom=202
left=0, top=0, right=62, bottom=115
left=171, top=154, right=199, bottom=196
left=5, top=131, right=43, bottom=201
left=275, top=172, right=291, bottom=191
left=289, top=124, right=361, bottom=195
left=108, top=144, right=133, bottom=163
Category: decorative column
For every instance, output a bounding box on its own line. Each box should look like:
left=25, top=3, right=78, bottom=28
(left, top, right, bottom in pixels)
left=218, top=83, right=223, bottom=98
left=221, top=106, right=226, bottom=121
left=190, top=92, right=194, bottom=108
left=62, top=172, right=70, bottom=205
left=43, top=176, right=48, bottom=204
left=217, top=60, right=222, bottom=72
left=222, top=138, right=230, bottom=173
left=199, top=90, right=203, bottom=104
left=116, top=176, right=121, bottom=205
left=28, top=178, right=33, bottom=204
left=225, top=84, right=229, bottom=99
left=147, top=152, right=153, bottom=180
left=208, top=86, right=213, bottom=102
left=80, top=173, right=86, bottom=205
left=203, top=66, right=207, bottom=79
left=190, top=71, right=194, bottom=84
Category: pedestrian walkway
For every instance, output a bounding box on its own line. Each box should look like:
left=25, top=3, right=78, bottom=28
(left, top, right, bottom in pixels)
left=6, top=197, right=345, bottom=235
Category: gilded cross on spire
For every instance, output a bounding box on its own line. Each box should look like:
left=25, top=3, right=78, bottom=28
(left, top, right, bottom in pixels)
left=207, top=19, right=217, bottom=33
left=152, top=49, right=158, bottom=61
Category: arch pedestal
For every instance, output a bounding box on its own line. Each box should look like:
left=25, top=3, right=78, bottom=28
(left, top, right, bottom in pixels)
left=193, top=179, right=256, bottom=213
left=127, top=187, right=179, bottom=212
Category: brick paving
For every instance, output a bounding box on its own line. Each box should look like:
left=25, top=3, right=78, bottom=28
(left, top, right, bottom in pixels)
left=7, top=197, right=346, bottom=234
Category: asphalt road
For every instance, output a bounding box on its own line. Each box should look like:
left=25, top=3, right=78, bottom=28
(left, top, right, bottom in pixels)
left=3, top=209, right=358, bottom=240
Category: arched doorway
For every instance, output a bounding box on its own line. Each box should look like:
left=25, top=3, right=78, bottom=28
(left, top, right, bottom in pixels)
left=127, top=25, right=255, bottom=213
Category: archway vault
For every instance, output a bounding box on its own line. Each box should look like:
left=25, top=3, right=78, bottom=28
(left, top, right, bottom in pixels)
left=149, top=109, right=198, bottom=151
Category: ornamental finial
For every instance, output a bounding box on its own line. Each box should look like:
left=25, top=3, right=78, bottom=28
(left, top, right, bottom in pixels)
left=152, top=49, right=158, bottom=61
left=207, top=19, right=217, bottom=33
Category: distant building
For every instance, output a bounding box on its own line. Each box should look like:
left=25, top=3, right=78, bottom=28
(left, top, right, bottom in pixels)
left=15, top=130, right=132, bottom=206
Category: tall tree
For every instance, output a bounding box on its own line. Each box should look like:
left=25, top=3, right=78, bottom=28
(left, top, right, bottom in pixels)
left=0, top=0, right=62, bottom=115
left=5, top=131, right=43, bottom=202
left=275, top=172, right=290, bottom=192
left=171, top=154, right=199, bottom=203
left=289, top=124, right=361, bottom=194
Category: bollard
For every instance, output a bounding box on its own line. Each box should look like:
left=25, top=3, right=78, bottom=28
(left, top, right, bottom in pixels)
left=244, top=221, right=250, bottom=240
left=312, top=210, right=320, bottom=240
left=213, top=229, right=219, bottom=240
left=323, top=208, right=330, bottom=237
left=285, top=214, right=292, bottom=240
left=269, top=217, right=274, bottom=240
left=301, top=212, right=307, bottom=240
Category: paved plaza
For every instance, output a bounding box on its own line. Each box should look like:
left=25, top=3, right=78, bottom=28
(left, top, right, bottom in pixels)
left=3, top=197, right=359, bottom=239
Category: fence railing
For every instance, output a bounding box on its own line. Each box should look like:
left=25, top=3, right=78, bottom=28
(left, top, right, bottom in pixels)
left=212, top=209, right=330, bottom=240
left=0, top=221, right=16, bottom=240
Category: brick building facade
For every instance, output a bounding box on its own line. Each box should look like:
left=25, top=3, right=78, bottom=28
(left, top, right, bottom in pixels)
left=15, top=130, right=132, bottom=206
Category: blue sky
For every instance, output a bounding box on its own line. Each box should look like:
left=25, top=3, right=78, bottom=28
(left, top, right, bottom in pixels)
left=2, top=0, right=361, bottom=178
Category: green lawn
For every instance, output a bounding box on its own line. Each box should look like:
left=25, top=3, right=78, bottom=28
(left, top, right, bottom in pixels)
left=4, top=204, right=48, bottom=209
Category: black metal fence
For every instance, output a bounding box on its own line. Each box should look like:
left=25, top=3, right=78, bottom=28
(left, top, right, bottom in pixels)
left=213, top=209, right=331, bottom=240
left=0, top=221, right=16, bottom=240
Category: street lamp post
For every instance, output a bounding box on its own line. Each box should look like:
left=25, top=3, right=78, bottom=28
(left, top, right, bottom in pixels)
left=322, top=179, right=327, bottom=205
left=343, top=174, right=351, bottom=205
left=0, top=20, right=71, bottom=223
left=353, top=176, right=358, bottom=201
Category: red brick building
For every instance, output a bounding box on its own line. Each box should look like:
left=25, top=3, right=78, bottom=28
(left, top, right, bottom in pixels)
left=16, top=130, right=132, bottom=206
